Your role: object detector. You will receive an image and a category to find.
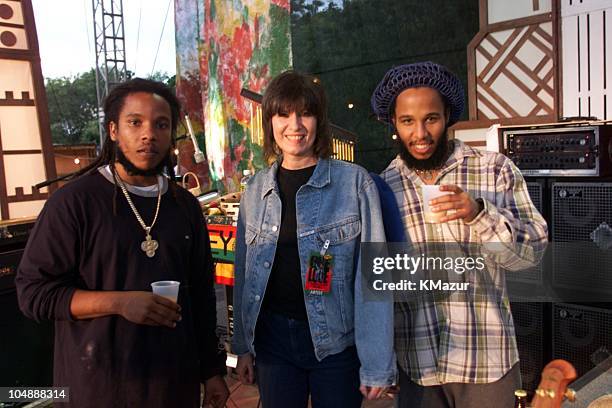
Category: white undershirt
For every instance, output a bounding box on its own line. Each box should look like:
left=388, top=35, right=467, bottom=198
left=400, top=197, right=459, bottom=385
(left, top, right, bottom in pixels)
left=97, top=165, right=168, bottom=197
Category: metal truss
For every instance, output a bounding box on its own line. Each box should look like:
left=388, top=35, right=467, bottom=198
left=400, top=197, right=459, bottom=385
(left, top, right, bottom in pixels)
left=92, top=0, right=127, bottom=145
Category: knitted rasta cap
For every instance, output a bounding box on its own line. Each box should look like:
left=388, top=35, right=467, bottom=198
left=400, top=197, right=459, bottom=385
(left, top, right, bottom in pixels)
left=371, top=61, right=465, bottom=126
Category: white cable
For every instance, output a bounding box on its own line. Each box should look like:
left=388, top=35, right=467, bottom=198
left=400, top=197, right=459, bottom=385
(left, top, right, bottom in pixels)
left=134, top=0, right=143, bottom=73
left=150, top=0, right=172, bottom=76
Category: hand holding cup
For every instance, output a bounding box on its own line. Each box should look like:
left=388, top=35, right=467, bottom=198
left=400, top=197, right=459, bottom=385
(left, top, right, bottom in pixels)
left=427, top=184, right=481, bottom=223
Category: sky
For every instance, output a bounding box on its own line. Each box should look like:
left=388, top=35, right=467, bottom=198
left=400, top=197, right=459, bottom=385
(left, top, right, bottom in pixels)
left=32, top=0, right=177, bottom=79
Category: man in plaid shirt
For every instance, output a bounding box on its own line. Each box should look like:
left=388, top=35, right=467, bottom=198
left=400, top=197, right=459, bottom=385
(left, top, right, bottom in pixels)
left=371, top=62, right=548, bottom=407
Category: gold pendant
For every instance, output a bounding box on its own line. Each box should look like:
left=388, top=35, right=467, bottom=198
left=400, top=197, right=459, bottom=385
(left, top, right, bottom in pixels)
left=417, top=170, right=435, bottom=181
left=141, top=233, right=159, bottom=258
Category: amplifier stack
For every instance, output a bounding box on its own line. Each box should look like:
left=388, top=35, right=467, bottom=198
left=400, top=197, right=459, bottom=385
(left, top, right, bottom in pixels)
left=0, top=218, right=35, bottom=294
left=500, top=122, right=612, bottom=394
left=0, top=218, right=54, bottom=388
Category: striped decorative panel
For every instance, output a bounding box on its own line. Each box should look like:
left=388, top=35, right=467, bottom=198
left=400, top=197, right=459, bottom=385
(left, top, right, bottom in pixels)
left=214, top=263, right=234, bottom=286
left=475, top=22, right=555, bottom=120
left=332, top=138, right=355, bottom=162
left=248, top=102, right=264, bottom=147
left=561, top=0, right=612, bottom=120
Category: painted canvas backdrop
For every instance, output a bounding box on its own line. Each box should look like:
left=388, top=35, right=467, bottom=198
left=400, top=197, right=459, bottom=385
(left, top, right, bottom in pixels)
left=175, top=0, right=292, bottom=193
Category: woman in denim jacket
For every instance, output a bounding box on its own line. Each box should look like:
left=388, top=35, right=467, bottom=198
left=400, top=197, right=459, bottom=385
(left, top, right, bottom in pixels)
left=232, top=71, right=395, bottom=407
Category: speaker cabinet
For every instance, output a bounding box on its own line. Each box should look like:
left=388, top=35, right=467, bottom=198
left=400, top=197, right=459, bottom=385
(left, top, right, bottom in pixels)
left=511, top=301, right=547, bottom=393
left=553, top=303, right=612, bottom=378
left=506, top=179, right=546, bottom=285
left=526, top=180, right=544, bottom=214
left=0, top=248, right=22, bottom=294
left=551, top=183, right=612, bottom=299
left=0, top=291, right=54, bottom=387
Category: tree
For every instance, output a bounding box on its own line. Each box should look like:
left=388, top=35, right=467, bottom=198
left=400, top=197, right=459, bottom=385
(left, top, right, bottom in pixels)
left=290, top=0, right=479, bottom=172
left=146, top=71, right=175, bottom=87
left=45, top=69, right=99, bottom=145
left=45, top=70, right=177, bottom=145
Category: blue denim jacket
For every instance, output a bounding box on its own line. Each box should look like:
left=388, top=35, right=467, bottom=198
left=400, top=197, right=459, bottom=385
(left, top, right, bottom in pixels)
left=232, top=158, right=396, bottom=386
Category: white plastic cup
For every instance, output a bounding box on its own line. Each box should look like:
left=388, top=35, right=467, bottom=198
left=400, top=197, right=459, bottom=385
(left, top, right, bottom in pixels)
left=421, top=185, right=452, bottom=223
left=151, top=281, right=180, bottom=302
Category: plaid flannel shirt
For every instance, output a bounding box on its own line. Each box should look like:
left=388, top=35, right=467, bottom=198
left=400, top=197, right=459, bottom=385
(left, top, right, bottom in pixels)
left=381, top=140, right=548, bottom=385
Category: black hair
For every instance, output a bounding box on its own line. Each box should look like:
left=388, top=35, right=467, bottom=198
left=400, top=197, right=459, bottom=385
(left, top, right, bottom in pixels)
left=262, top=70, right=332, bottom=164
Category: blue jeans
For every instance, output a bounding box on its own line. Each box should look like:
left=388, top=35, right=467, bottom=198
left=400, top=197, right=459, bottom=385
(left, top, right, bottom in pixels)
left=254, top=310, right=362, bottom=408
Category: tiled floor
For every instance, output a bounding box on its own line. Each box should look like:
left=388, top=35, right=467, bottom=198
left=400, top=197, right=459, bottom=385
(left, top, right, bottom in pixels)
left=221, top=373, right=396, bottom=408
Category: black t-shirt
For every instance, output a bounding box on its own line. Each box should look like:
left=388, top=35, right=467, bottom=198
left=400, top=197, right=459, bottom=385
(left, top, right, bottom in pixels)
left=15, top=172, right=226, bottom=408
left=262, top=164, right=316, bottom=320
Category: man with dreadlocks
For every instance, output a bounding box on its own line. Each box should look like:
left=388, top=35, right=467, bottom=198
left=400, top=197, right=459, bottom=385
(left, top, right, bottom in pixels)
left=371, top=62, right=548, bottom=407
left=16, top=78, right=229, bottom=407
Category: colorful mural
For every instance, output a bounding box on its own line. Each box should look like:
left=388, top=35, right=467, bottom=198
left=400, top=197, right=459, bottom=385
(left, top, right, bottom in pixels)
left=174, top=0, right=292, bottom=193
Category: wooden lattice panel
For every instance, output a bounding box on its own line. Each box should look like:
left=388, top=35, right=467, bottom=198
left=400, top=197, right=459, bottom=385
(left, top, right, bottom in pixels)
left=474, top=22, right=555, bottom=120
left=487, top=0, right=552, bottom=25
left=0, top=0, right=56, bottom=220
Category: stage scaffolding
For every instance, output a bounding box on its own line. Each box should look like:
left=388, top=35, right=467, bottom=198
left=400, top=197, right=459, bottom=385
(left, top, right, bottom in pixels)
left=92, top=0, right=128, bottom=146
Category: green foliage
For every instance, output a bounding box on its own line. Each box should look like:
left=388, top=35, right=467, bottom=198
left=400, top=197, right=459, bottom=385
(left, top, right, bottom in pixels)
left=147, top=71, right=176, bottom=90
left=268, top=4, right=292, bottom=77
left=290, top=0, right=479, bottom=172
left=45, top=70, right=177, bottom=145
left=45, top=69, right=99, bottom=145
left=166, top=75, right=176, bottom=89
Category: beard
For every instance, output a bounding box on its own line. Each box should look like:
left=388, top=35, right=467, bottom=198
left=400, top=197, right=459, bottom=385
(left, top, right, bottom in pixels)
left=114, top=142, right=169, bottom=177
left=397, top=131, right=453, bottom=171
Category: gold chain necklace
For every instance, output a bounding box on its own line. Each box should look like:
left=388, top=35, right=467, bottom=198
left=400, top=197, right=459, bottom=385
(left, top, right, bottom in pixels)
left=415, top=169, right=436, bottom=182
left=114, top=171, right=162, bottom=258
